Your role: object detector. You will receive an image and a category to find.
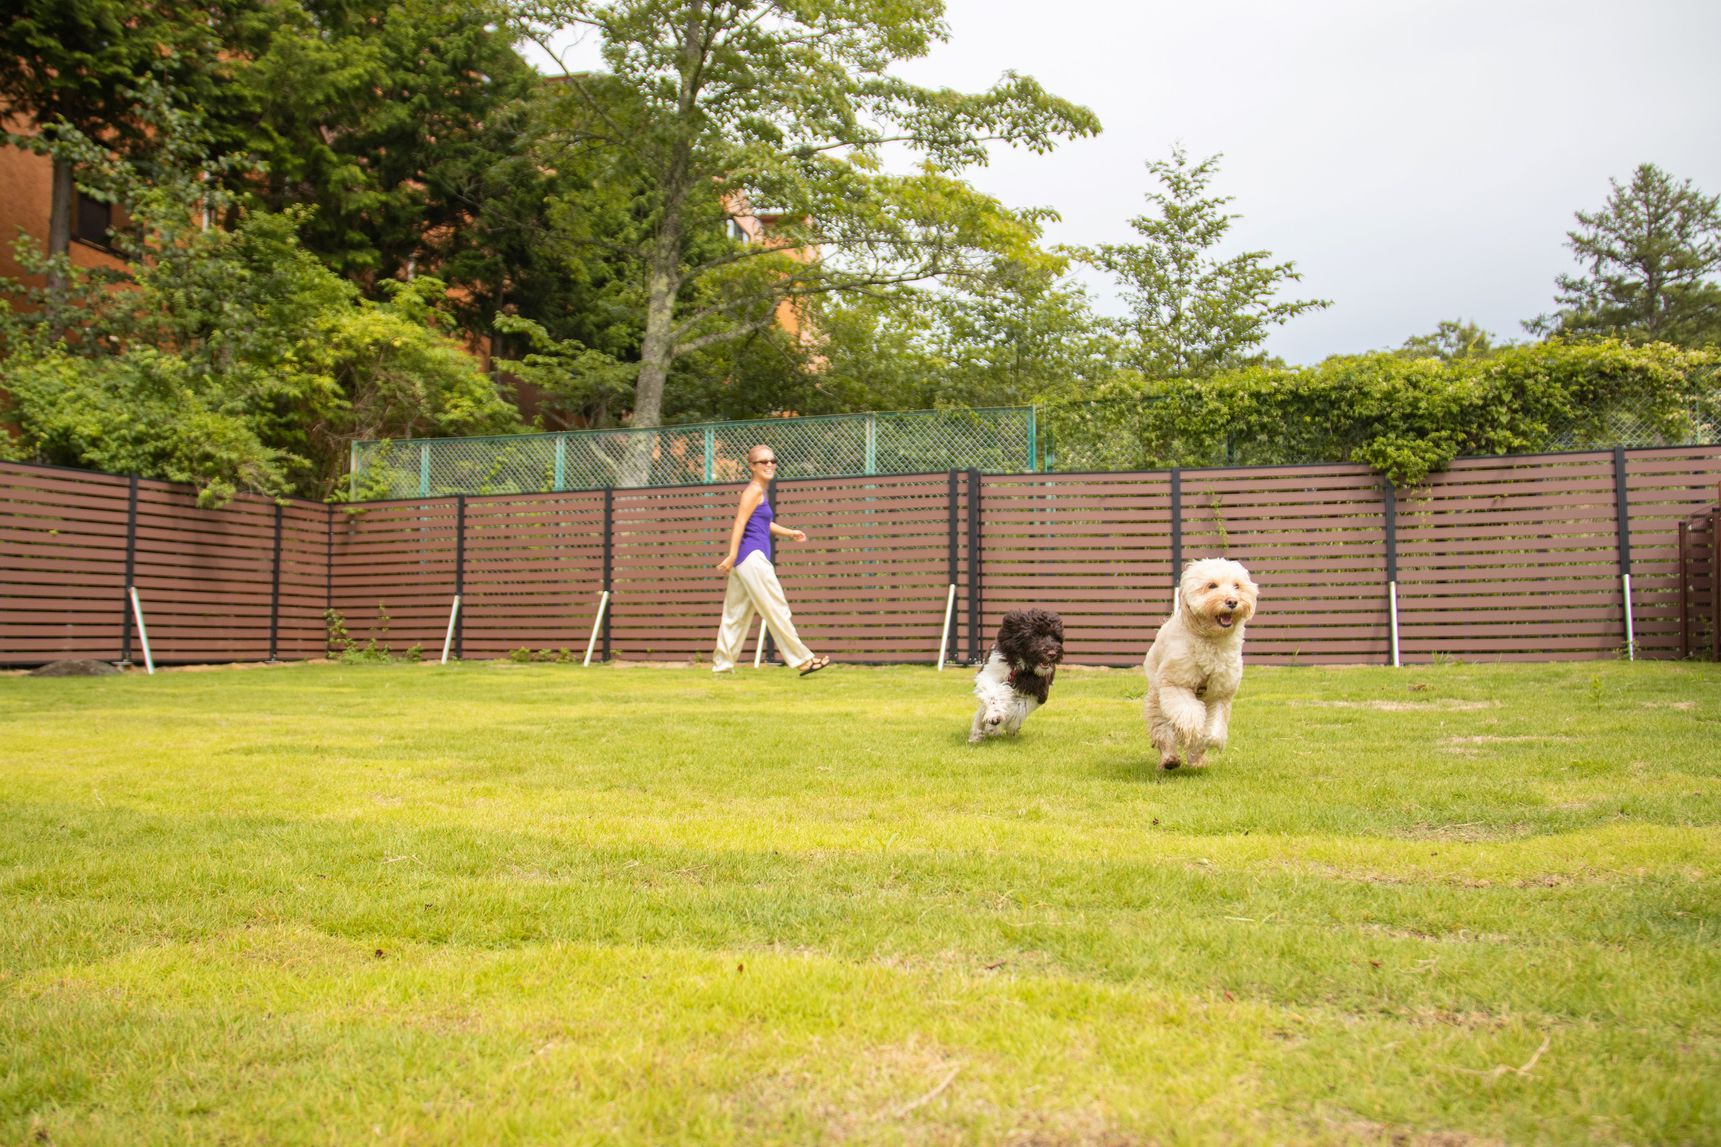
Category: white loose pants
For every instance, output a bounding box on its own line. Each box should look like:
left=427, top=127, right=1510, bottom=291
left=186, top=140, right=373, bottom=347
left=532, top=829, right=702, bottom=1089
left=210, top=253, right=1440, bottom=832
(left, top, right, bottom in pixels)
left=712, top=553, right=815, bottom=672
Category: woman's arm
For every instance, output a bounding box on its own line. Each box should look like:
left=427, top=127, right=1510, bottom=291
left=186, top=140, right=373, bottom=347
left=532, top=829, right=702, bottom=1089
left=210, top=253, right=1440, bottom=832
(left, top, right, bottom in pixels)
left=768, top=521, right=806, bottom=542
left=716, top=486, right=765, bottom=572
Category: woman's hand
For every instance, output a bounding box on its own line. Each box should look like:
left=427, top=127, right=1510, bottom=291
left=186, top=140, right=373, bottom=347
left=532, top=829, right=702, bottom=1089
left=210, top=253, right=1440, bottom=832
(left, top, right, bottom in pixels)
left=716, top=555, right=735, bottom=573
left=786, top=529, right=807, bottom=543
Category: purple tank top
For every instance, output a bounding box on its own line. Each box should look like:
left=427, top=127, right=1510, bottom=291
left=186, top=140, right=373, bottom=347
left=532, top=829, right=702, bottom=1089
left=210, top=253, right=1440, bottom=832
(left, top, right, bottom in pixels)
left=736, top=497, right=773, bottom=567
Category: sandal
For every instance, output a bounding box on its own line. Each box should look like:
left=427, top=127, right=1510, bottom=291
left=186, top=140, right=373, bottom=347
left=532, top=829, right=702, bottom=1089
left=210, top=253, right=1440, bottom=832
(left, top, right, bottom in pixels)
left=798, top=655, right=831, bottom=677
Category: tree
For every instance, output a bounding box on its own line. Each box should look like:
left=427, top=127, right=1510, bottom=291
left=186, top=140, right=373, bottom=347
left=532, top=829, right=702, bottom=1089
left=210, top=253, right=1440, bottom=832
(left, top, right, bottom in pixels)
left=512, top=0, right=1099, bottom=460
left=798, top=292, right=945, bottom=413
left=1530, top=164, right=1721, bottom=347
left=1397, top=319, right=1498, bottom=361
left=1075, top=146, right=1329, bottom=378
left=0, top=102, right=516, bottom=502
left=924, top=257, right=1113, bottom=407
left=803, top=259, right=1112, bottom=414
left=220, top=0, right=539, bottom=289
left=0, top=0, right=233, bottom=290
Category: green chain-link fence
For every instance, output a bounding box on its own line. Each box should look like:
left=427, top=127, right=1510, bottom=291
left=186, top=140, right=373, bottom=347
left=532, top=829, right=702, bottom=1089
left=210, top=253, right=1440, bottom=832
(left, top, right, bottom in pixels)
left=350, top=407, right=1038, bottom=499
left=350, top=398, right=1721, bottom=500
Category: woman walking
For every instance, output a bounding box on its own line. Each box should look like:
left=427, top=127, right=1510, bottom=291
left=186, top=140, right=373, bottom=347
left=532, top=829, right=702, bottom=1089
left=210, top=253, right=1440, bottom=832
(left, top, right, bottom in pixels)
left=711, top=445, right=831, bottom=675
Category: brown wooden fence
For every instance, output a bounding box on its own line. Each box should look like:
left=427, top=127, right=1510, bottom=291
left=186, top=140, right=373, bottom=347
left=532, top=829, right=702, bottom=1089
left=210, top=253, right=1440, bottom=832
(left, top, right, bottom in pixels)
left=2, top=463, right=329, bottom=665
left=5, top=447, right=1719, bottom=668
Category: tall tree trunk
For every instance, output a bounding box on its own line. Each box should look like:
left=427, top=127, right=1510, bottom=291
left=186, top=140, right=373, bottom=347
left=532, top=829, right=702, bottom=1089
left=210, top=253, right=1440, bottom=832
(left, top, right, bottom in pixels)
left=45, top=155, right=74, bottom=294
left=621, top=224, right=684, bottom=487
left=633, top=245, right=679, bottom=431
left=622, top=3, right=705, bottom=484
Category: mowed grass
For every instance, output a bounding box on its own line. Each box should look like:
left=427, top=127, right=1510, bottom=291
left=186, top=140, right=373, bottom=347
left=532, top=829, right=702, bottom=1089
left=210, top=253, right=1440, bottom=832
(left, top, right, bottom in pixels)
left=1, top=659, right=1717, bottom=1146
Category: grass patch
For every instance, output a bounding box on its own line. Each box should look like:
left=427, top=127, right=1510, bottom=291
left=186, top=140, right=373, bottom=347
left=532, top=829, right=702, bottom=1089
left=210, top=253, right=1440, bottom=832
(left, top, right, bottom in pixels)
left=2, top=660, right=1717, bottom=1144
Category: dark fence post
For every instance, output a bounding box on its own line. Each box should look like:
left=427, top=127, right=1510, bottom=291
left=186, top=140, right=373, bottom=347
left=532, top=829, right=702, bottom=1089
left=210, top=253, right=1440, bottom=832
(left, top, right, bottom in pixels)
left=947, top=470, right=959, bottom=587
left=601, top=487, right=613, bottom=662
left=454, top=494, right=466, bottom=660
left=1613, top=447, right=1635, bottom=659
left=967, top=468, right=981, bottom=663
left=268, top=503, right=283, bottom=662
left=1169, top=467, right=1182, bottom=594
left=1679, top=519, right=1690, bottom=660
left=946, top=470, right=959, bottom=667
left=1384, top=482, right=1399, bottom=667
left=1712, top=508, right=1720, bottom=662
left=120, top=474, right=139, bottom=664
left=764, top=475, right=778, bottom=663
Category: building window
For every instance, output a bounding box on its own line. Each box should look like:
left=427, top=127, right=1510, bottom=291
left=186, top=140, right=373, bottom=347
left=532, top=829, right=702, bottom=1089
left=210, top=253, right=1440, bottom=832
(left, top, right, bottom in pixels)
left=73, top=192, right=113, bottom=248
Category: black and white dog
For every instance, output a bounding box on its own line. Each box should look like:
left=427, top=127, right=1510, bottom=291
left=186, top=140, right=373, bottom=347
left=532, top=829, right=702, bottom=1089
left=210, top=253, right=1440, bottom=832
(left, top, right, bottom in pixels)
left=969, top=608, right=1065, bottom=743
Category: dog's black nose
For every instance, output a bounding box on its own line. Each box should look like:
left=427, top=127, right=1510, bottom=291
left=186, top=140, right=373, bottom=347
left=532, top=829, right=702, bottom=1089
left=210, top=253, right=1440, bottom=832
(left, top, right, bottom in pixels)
left=1224, top=598, right=1237, bottom=609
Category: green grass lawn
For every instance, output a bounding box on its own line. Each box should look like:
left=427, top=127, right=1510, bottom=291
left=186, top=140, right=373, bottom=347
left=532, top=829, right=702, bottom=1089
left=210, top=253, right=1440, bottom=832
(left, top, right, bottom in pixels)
left=1, top=658, right=1717, bottom=1145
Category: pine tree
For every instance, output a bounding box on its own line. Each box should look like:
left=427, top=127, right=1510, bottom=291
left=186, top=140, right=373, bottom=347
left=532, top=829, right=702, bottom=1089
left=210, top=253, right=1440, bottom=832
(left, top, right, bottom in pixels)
left=1531, top=163, right=1721, bottom=347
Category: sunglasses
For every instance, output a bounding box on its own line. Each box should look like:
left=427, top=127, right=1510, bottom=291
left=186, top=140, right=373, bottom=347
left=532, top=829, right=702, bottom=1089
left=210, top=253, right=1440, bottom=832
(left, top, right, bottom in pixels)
left=751, top=458, right=777, bottom=466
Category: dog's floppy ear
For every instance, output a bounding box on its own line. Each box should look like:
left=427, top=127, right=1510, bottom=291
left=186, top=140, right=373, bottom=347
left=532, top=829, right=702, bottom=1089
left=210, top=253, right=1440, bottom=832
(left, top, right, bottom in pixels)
left=994, top=609, right=1020, bottom=658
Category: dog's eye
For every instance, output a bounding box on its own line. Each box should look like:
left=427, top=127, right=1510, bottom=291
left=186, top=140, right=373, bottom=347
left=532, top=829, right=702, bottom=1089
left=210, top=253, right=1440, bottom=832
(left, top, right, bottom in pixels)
left=1208, top=582, right=1218, bottom=589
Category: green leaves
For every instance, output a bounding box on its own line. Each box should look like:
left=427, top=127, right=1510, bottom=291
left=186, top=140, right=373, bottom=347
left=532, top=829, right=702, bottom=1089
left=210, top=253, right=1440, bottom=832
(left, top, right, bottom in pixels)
left=1534, top=163, right=1721, bottom=347
left=0, top=347, right=293, bottom=508
left=1073, top=146, right=1329, bottom=379
left=521, top=0, right=1099, bottom=428
left=0, top=105, right=516, bottom=502
left=1042, top=340, right=1717, bottom=487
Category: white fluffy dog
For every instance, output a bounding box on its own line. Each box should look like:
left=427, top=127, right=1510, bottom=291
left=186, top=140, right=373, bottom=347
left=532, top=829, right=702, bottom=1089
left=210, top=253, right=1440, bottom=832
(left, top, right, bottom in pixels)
left=1143, top=558, right=1259, bottom=770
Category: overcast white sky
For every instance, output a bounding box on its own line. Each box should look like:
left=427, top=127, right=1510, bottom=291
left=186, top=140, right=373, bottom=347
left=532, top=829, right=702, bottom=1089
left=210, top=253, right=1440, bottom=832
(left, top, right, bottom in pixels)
left=525, top=0, right=1721, bottom=364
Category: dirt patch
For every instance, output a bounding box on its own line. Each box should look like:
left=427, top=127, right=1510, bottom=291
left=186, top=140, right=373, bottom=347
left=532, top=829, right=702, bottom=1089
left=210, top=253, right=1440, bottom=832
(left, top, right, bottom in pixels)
left=1325, top=1115, right=1506, bottom=1146
left=1510, top=874, right=1572, bottom=888
left=1438, top=735, right=1573, bottom=758
left=1293, top=700, right=1500, bottom=712
left=26, top=659, right=123, bottom=677
left=1306, top=863, right=1496, bottom=889
left=165, top=660, right=322, bottom=672
left=1396, top=821, right=1532, bottom=842
left=1443, top=735, right=1571, bottom=745
left=1405, top=1008, right=1516, bottom=1031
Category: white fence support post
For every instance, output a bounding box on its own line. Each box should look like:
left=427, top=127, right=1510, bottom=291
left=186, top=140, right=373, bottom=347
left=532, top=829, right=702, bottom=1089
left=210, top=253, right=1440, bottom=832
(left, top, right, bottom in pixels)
left=128, top=586, right=155, bottom=675
left=583, top=590, right=611, bottom=667
left=936, top=583, right=956, bottom=669
left=752, top=616, right=769, bottom=669
left=1622, top=573, right=1636, bottom=662
left=1389, top=581, right=1401, bottom=668
left=440, top=595, right=462, bottom=665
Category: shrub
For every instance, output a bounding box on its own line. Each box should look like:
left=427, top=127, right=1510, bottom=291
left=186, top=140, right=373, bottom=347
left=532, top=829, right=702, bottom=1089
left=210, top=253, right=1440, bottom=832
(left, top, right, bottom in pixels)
left=1041, top=340, right=1717, bottom=487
